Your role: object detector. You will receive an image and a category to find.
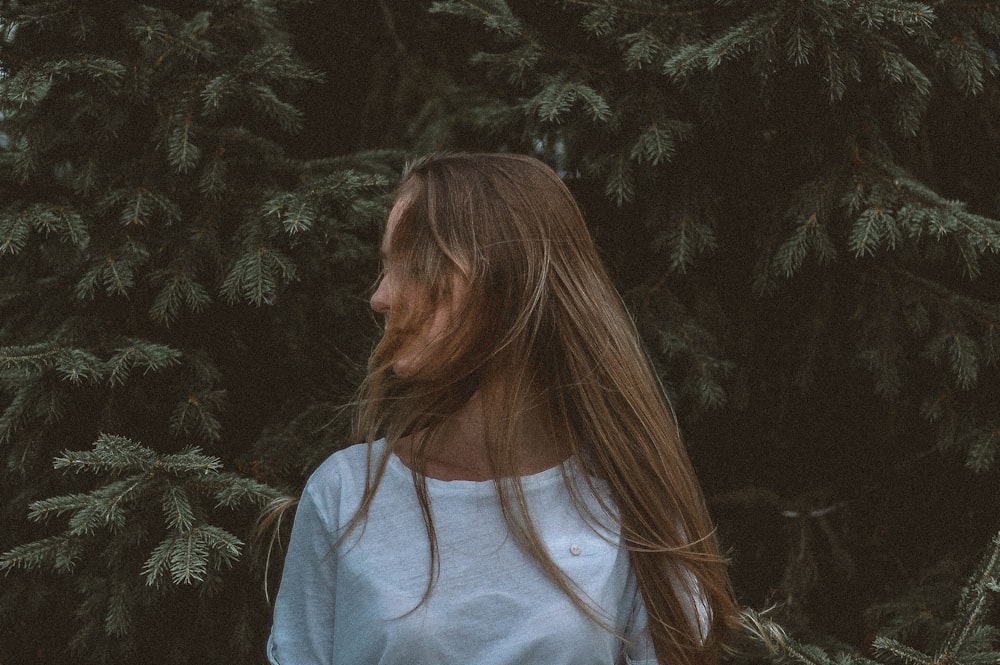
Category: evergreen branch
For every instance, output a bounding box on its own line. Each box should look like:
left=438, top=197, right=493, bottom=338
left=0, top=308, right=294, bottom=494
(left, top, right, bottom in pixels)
left=3, top=5, right=75, bottom=31
left=883, top=267, right=1000, bottom=328
left=875, top=47, right=932, bottom=97
left=628, top=120, right=691, bottom=165
left=0, top=387, right=31, bottom=446
left=923, top=329, right=980, bottom=390
left=938, top=531, right=1000, bottom=661
left=620, top=29, right=665, bottom=69
left=175, top=529, right=207, bottom=584
left=954, top=212, right=1000, bottom=253
left=850, top=207, right=891, bottom=257
left=0, top=67, right=55, bottom=108
left=74, top=263, right=103, bottom=300
left=239, top=45, right=322, bottom=84
left=199, top=153, right=228, bottom=197
left=161, top=485, right=196, bottom=532
left=200, top=73, right=237, bottom=113
left=71, top=157, right=99, bottom=196
left=430, top=0, right=522, bottom=39
left=201, top=525, right=243, bottom=563
left=0, top=535, right=83, bottom=573
left=104, top=476, right=145, bottom=519
left=580, top=5, right=618, bottom=38
left=0, top=56, right=125, bottom=109
left=263, top=192, right=316, bottom=234
left=249, top=82, right=305, bottom=133
left=564, top=0, right=714, bottom=19
left=149, top=269, right=211, bottom=325
left=168, top=390, right=225, bottom=442
left=54, top=348, right=106, bottom=385
left=661, top=40, right=709, bottom=80
left=158, top=447, right=223, bottom=475
left=953, top=646, right=1000, bottom=665
left=0, top=342, right=60, bottom=373
left=167, top=114, right=201, bottom=174
left=931, top=1, right=1000, bottom=9
left=105, top=339, right=182, bottom=387
left=205, top=473, right=280, bottom=509
left=857, top=341, right=904, bottom=398
left=604, top=153, right=635, bottom=205
left=526, top=78, right=581, bottom=123
left=50, top=56, right=126, bottom=82
left=852, top=2, right=936, bottom=31
left=104, top=581, right=133, bottom=637
left=849, top=656, right=882, bottom=665
left=471, top=42, right=544, bottom=84
left=15, top=434, right=262, bottom=590
left=785, top=16, right=816, bottom=67
left=434, top=0, right=614, bottom=76
left=55, top=207, right=89, bottom=249
left=54, top=434, right=158, bottom=474
left=865, top=161, right=1000, bottom=252
left=965, top=422, right=1000, bottom=473
left=772, top=212, right=837, bottom=278
left=220, top=245, right=299, bottom=306
left=27, top=493, right=93, bottom=521
left=574, top=83, right=613, bottom=121
left=145, top=190, right=183, bottom=225
left=983, top=325, right=999, bottom=368
left=871, top=636, right=935, bottom=665
left=11, top=133, right=40, bottom=181
left=124, top=7, right=216, bottom=62
left=0, top=212, right=30, bottom=255
left=687, top=356, right=733, bottom=410
left=662, top=213, right=718, bottom=274
left=953, top=234, right=982, bottom=279
left=739, top=607, right=835, bottom=665
left=74, top=240, right=151, bottom=299
left=103, top=254, right=133, bottom=293
left=936, top=29, right=989, bottom=95
left=143, top=525, right=243, bottom=585
left=662, top=10, right=779, bottom=78
left=141, top=535, right=176, bottom=586
left=66, top=477, right=143, bottom=535
left=772, top=224, right=809, bottom=277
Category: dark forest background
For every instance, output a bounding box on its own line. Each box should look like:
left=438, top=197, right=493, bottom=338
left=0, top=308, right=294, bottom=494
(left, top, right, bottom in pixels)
left=1, top=1, right=998, bottom=664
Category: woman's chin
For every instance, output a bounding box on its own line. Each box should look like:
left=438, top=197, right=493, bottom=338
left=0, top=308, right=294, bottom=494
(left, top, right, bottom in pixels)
left=390, top=357, right=420, bottom=378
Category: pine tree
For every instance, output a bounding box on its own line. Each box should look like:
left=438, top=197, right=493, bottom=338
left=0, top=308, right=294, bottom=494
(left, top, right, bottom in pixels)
left=0, top=1, right=397, bottom=662
left=740, top=529, right=1000, bottom=665
left=3, top=1, right=1000, bottom=664
left=417, top=0, right=999, bottom=659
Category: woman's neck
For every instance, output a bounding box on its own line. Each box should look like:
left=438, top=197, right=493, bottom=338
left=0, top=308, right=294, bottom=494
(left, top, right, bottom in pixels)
left=393, top=385, right=564, bottom=481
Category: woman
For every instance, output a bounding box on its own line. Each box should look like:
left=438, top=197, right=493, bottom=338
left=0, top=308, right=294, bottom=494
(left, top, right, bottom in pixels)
left=267, top=153, right=738, bottom=664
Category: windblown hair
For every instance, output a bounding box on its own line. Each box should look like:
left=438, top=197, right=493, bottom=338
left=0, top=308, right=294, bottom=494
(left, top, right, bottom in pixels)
left=350, top=153, right=738, bottom=665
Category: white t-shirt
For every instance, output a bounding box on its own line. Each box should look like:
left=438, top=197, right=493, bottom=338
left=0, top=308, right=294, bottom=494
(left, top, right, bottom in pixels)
left=267, top=439, right=693, bottom=664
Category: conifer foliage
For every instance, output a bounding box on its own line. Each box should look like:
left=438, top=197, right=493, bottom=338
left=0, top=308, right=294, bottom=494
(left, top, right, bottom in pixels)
left=1, top=0, right=999, bottom=664
left=426, top=0, right=1000, bottom=459
left=421, top=0, right=1000, bottom=661
left=740, top=529, right=1000, bottom=665
left=0, top=1, right=393, bottom=662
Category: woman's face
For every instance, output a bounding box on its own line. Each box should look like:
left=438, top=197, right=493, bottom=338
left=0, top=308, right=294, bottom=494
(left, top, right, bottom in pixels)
left=370, top=193, right=463, bottom=377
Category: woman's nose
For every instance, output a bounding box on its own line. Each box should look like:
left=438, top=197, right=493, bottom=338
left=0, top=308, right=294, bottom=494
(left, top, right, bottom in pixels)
left=370, top=279, right=389, bottom=313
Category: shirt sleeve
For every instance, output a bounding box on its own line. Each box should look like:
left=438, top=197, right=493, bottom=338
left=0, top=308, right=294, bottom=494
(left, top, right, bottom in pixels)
left=623, top=582, right=657, bottom=665
left=267, top=473, right=341, bottom=665
left=622, top=562, right=710, bottom=665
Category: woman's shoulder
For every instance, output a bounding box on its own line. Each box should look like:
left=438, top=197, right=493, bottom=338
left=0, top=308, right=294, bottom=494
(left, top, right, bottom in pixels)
left=303, top=439, right=387, bottom=499
left=310, top=440, right=380, bottom=476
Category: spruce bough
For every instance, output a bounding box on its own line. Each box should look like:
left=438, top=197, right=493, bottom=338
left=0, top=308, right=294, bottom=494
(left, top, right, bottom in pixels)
left=2, top=1, right=999, bottom=663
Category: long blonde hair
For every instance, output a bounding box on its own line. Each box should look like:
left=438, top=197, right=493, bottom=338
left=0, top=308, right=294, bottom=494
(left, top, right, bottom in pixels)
left=349, top=153, right=738, bottom=665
